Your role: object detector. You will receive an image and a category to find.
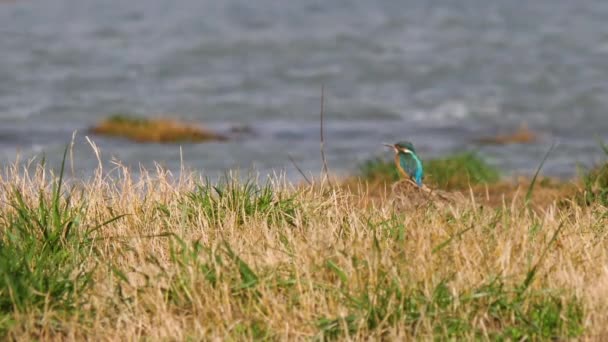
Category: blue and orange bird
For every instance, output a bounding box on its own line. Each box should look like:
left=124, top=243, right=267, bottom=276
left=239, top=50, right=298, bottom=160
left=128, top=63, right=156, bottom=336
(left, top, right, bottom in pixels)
left=384, top=141, right=424, bottom=187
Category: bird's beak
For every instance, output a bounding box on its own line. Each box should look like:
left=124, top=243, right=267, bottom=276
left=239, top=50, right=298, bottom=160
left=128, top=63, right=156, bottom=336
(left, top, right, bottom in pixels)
left=383, top=143, right=398, bottom=153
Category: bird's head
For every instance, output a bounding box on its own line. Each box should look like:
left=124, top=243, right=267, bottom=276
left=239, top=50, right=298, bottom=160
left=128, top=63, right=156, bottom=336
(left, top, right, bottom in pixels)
left=383, top=141, right=416, bottom=155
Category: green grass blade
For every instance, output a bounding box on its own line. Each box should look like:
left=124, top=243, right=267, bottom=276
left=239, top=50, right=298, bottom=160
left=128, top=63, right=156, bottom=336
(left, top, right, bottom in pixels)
left=326, top=260, right=348, bottom=283
left=223, top=241, right=258, bottom=288
left=86, top=214, right=129, bottom=235
left=432, top=224, right=476, bottom=254
left=525, top=142, right=556, bottom=207
left=520, top=222, right=565, bottom=293
left=596, top=136, right=608, bottom=155
left=52, top=145, right=69, bottom=227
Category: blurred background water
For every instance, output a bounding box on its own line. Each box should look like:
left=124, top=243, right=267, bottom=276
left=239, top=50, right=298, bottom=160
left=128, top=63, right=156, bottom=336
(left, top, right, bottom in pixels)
left=1, top=0, right=608, bottom=180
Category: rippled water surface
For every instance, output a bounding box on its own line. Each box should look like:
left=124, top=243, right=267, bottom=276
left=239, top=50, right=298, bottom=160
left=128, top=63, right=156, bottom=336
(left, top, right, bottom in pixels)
left=2, top=0, right=608, bottom=179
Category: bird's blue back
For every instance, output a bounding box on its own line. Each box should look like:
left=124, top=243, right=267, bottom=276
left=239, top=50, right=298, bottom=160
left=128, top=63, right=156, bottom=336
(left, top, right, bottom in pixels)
left=399, top=152, right=424, bottom=186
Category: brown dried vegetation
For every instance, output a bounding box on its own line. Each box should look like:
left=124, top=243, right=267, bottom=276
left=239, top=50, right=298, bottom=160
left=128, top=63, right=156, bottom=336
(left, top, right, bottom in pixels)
left=475, top=123, right=538, bottom=145
left=0, top=148, right=606, bottom=340
left=90, top=114, right=227, bottom=143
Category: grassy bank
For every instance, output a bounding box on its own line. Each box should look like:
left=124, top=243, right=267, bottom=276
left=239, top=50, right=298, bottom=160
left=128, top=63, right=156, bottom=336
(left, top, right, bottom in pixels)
left=0, top=150, right=607, bottom=340
left=359, top=152, right=500, bottom=190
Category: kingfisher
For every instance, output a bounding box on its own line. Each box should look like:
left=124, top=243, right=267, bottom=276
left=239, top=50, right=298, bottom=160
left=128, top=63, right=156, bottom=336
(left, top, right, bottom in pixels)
left=384, top=141, right=424, bottom=187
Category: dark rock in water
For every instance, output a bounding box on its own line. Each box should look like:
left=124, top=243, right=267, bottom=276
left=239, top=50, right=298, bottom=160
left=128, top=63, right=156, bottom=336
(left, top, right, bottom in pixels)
left=226, top=124, right=257, bottom=140
left=229, top=124, right=255, bottom=135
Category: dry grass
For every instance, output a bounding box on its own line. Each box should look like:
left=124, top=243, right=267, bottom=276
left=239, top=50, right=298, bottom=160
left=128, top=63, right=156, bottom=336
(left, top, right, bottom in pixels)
left=342, top=176, right=578, bottom=212
left=0, top=153, right=607, bottom=340
left=90, top=114, right=227, bottom=143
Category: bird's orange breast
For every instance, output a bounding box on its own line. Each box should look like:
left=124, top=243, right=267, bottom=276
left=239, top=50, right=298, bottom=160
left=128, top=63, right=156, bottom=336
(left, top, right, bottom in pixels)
left=395, top=153, right=409, bottom=178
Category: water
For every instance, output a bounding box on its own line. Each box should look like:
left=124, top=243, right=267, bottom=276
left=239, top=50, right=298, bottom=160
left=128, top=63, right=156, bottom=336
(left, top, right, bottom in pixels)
left=2, top=0, right=608, bottom=180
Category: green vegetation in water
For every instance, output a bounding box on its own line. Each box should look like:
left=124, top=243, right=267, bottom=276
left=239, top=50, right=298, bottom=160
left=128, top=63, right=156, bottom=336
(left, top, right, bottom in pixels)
left=360, top=152, right=500, bottom=190
left=90, top=112, right=226, bottom=143
left=105, top=113, right=151, bottom=126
